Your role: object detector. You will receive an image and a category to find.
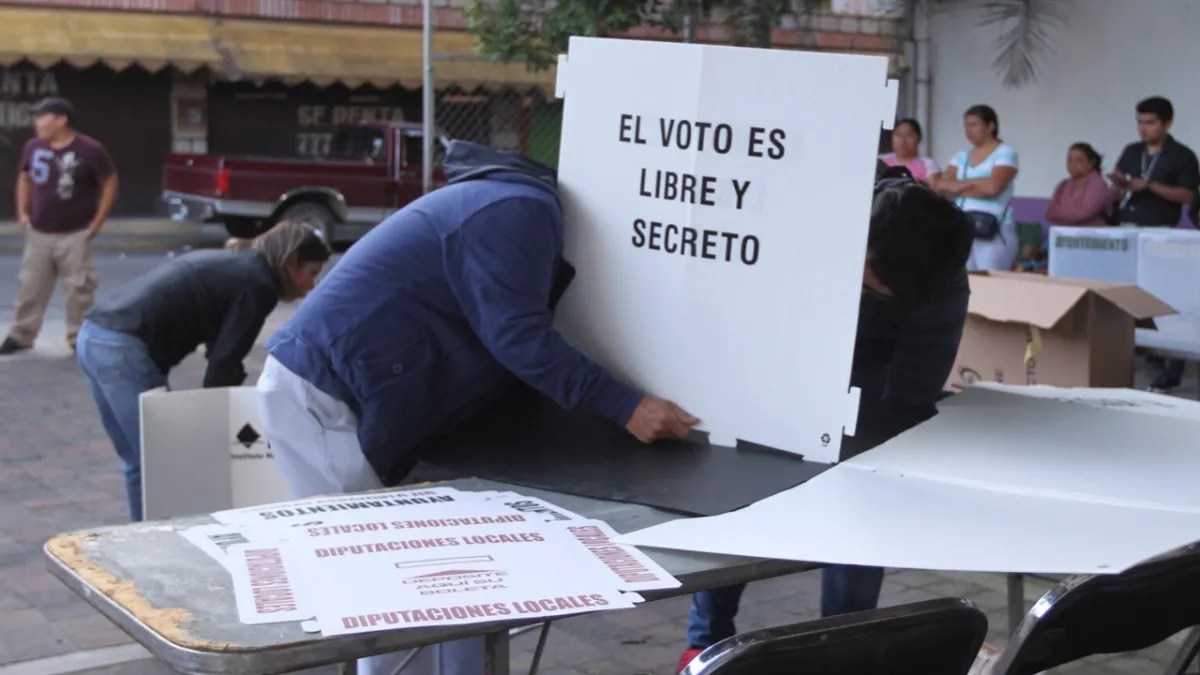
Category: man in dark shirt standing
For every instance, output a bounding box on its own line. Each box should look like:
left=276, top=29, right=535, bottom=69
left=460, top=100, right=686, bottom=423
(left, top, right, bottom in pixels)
left=0, top=97, right=118, bottom=355
left=677, top=169, right=974, bottom=672
left=1109, top=96, right=1200, bottom=390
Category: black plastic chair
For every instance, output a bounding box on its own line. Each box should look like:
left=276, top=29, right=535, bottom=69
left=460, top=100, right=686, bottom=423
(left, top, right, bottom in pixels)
left=991, top=541, right=1200, bottom=675
left=681, top=598, right=988, bottom=675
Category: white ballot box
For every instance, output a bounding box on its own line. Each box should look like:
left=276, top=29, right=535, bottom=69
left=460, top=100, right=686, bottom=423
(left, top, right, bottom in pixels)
left=140, top=387, right=292, bottom=521
left=1047, top=226, right=1140, bottom=284
left=1136, top=229, right=1200, bottom=347
left=551, top=37, right=897, bottom=462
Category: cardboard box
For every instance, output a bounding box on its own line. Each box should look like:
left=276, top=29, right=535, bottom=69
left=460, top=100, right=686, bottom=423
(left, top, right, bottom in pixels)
left=140, top=387, right=293, bottom=521
left=947, top=272, right=1175, bottom=390
left=1047, top=225, right=1141, bottom=284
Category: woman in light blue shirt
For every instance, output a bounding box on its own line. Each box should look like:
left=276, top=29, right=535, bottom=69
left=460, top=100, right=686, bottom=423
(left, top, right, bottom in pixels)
left=934, top=105, right=1020, bottom=271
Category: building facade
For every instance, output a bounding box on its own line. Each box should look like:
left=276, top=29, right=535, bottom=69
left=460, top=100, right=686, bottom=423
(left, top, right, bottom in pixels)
left=0, top=0, right=903, bottom=217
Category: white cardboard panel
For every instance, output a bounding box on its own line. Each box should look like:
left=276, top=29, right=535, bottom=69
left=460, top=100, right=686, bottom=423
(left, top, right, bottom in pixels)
left=1137, top=229, right=1200, bottom=339
left=1047, top=226, right=1140, bottom=284
left=616, top=464, right=1200, bottom=574
left=973, top=382, right=1200, bottom=421
left=228, top=388, right=293, bottom=509
left=616, top=384, right=1200, bottom=574
left=847, top=386, right=1200, bottom=511
left=141, top=388, right=235, bottom=521
left=141, top=387, right=291, bottom=521
left=553, top=37, right=894, bottom=459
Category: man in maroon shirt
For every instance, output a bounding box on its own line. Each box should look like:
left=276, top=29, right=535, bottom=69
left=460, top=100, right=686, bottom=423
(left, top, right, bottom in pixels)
left=0, top=97, right=119, bottom=355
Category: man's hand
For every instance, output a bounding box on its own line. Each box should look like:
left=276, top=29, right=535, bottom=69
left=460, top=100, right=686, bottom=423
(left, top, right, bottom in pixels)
left=1129, top=178, right=1149, bottom=192
left=17, top=213, right=30, bottom=229
left=625, top=395, right=699, bottom=443
left=86, top=221, right=104, bottom=239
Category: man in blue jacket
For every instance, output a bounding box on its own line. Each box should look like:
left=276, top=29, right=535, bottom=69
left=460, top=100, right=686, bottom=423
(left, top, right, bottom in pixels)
left=257, top=140, right=698, bottom=675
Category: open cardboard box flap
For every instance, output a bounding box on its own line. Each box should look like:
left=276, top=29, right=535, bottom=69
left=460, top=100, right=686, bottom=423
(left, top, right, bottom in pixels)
left=967, top=271, right=1176, bottom=330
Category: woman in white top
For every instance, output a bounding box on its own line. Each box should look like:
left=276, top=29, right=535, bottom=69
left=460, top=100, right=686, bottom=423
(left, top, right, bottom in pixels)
left=934, top=105, right=1020, bottom=271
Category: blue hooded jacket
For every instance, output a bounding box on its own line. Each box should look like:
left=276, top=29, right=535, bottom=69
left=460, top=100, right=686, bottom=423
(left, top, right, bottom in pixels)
left=266, top=141, right=644, bottom=483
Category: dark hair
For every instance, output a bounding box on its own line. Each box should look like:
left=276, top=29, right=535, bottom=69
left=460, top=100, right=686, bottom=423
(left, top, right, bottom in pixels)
left=894, top=117, right=923, bottom=140
left=1069, top=142, right=1103, bottom=174
left=868, top=181, right=972, bottom=302
left=964, top=105, right=1000, bottom=140
left=1137, top=96, right=1174, bottom=123
left=30, top=97, right=76, bottom=126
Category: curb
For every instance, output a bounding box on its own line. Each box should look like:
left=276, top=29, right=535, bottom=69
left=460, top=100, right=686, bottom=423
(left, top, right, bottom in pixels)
left=0, top=236, right=225, bottom=254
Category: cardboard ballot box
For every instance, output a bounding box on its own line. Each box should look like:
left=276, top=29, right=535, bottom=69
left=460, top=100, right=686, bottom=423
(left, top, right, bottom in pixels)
left=947, top=272, right=1175, bottom=390
left=139, top=387, right=292, bottom=521
left=1047, top=226, right=1141, bottom=284
left=1136, top=229, right=1200, bottom=346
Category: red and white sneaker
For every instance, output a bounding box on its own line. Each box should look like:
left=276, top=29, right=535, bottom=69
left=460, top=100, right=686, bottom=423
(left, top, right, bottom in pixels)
left=677, top=647, right=704, bottom=673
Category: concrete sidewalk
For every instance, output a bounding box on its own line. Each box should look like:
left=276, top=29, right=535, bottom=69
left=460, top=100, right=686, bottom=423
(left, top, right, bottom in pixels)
left=0, top=219, right=225, bottom=253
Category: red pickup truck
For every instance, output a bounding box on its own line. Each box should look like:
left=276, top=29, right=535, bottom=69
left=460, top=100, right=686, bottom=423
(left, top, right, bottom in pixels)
left=162, top=122, right=447, bottom=243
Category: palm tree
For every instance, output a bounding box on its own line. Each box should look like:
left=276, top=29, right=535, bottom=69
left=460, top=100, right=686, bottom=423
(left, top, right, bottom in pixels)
left=968, top=0, right=1068, bottom=88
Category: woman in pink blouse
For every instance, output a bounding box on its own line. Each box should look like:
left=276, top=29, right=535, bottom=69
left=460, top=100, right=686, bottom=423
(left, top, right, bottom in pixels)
left=1044, top=143, right=1114, bottom=226
left=880, top=118, right=939, bottom=184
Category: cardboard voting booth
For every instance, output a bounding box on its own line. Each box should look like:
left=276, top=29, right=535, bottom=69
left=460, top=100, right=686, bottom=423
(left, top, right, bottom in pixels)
left=140, top=387, right=291, bottom=521
left=552, top=37, right=897, bottom=461
left=947, top=272, right=1174, bottom=390
left=1047, top=226, right=1141, bottom=284
left=1136, top=229, right=1200, bottom=349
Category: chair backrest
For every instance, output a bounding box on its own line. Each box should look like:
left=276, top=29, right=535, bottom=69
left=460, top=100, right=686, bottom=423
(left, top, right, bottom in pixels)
left=992, top=541, right=1200, bottom=675
left=683, top=598, right=988, bottom=675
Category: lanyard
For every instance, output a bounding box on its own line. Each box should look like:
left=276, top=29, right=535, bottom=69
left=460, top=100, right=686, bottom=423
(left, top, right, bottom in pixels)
left=1141, top=147, right=1162, bottom=180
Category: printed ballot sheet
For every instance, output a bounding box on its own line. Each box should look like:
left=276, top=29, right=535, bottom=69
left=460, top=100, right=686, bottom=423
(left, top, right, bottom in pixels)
left=552, top=37, right=898, bottom=460
left=210, top=486, right=467, bottom=527
left=286, top=521, right=642, bottom=636
left=181, top=486, right=679, bottom=629
left=616, top=385, right=1200, bottom=575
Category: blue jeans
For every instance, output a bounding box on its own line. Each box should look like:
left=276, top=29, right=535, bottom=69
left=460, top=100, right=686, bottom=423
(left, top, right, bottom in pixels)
left=685, top=565, right=885, bottom=648
left=76, top=320, right=167, bottom=521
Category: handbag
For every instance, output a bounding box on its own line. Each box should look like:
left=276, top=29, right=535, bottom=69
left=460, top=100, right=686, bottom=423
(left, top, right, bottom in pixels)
left=958, top=152, right=1009, bottom=241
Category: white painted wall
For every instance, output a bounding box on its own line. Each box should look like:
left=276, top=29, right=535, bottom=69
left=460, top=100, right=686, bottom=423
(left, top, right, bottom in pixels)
left=925, top=0, right=1200, bottom=198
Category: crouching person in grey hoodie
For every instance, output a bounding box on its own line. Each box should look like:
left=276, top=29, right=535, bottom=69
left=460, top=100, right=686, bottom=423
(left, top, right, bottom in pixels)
left=257, top=141, right=698, bottom=675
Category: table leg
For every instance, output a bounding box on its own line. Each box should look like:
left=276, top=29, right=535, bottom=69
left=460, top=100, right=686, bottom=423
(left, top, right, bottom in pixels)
left=485, top=629, right=511, bottom=675
left=528, top=623, right=553, bottom=675
left=1006, top=573, right=1024, bottom=635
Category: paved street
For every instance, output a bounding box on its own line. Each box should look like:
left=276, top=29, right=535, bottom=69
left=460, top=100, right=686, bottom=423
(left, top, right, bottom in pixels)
left=0, top=249, right=1194, bottom=674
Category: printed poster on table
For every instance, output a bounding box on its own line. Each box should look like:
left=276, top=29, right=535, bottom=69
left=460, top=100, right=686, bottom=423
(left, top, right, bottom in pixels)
left=183, top=486, right=680, bottom=628
left=283, top=520, right=645, bottom=636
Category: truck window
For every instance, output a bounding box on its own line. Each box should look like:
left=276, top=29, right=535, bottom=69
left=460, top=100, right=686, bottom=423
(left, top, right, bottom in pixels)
left=330, top=127, right=386, bottom=161
left=403, top=131, right=445, bottom=167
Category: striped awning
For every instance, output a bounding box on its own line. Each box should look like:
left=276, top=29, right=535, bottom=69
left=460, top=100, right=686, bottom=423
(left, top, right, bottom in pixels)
left=0, top=7, right=557, bottom=90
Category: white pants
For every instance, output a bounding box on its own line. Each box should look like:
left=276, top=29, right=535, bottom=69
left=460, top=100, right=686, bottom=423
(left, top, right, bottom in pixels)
left=966, top=219, right=1020, bottom=272
left=257, top=355, right=488, bottom=675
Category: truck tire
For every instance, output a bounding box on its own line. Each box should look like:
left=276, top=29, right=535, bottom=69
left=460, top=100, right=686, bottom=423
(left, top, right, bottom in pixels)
left=280, top=202, right=336, bottom=243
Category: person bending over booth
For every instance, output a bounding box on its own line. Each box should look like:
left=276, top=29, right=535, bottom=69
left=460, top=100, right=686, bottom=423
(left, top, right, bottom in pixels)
left=256, top=140, right=699, bottom=675
left=677, top=167, right=974, bottom=672
left=77, top=221, right=331, bottom=522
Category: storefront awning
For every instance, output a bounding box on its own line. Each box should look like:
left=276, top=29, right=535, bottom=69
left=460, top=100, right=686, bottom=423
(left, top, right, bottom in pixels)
left=0, top=7, right=557, bottom=91
left=212, top=19, right=557, bottom=90
left=0, top=7, right=222, bottom=73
